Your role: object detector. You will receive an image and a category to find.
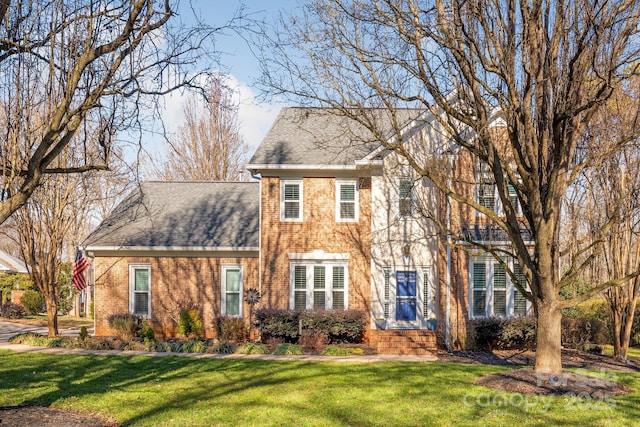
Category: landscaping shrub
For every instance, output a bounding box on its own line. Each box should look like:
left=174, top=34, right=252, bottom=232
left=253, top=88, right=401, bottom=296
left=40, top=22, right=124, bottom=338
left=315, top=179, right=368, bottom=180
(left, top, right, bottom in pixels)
left=328, top=310, right=367, bottom=343
left=107, top=313, right=142, bottom=341
left=467, top=317, right=536, bottom=350
left=561, top=317, right=593, bottom=350
left=216, top=316, right=249, bottom=342
left=0, top=302, right=26, bottom=319
left=498, top=316, right=536, bottom=350
left=79, top=326, right=89, bottom=341
left=273, top=343, right=303, bottom=355
left=20, top=289, right=45, bottom=315
left=298, top=330, right=328, bottom=352
left=214, top=341, right=237, bottom=354
left=256, top=309, right=367, bottom=344
left=235, top=342, right=270, bottom=354
left=562, top=300, right=611, bottom=345
left=255, top=309, right=300, bottom=342
left=140, top=321, right=156, bottom=341
left=177, top=308, right=203, bottom=339
left=467, top=317, right=504, bottom=350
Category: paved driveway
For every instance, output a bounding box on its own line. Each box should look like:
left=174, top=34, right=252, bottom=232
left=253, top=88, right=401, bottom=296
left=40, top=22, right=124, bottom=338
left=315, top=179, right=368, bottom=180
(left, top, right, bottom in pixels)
left=0, top=320, right=91, bottom=342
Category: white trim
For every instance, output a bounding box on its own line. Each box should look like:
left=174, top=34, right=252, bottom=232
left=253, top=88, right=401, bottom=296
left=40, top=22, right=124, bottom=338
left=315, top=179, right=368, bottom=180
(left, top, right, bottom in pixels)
left=85, top=246, right=260, bottom=252
left=380, top=266, right=433, bottom=329
left=221, top=264, right=243, bottom=317
left=468, top=255, right=530, bottom=319
left=289, top=259, right=349, bottom=310
left=335, top=179, right=359, bottom=222
left=129, top=263, right=151, bottom=318
left=247, top=164, right=358, bottom=170
left=280, top=179, right=303, bottom=222
left=288, top=251, right=349, bottom=261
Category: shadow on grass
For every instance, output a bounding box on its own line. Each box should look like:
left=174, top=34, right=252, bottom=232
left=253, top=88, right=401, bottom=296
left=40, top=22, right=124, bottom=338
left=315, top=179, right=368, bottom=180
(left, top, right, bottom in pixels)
left=2, top=351, right=640, bottom=426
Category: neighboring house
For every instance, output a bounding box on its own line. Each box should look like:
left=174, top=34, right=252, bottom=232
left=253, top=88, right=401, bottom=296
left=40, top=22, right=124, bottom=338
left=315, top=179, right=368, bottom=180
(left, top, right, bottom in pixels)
left=85, top=107, right=531, bottom=352
left=0, top=250, right=29, bottom=305
left=0, top=250, right=28, bottom=274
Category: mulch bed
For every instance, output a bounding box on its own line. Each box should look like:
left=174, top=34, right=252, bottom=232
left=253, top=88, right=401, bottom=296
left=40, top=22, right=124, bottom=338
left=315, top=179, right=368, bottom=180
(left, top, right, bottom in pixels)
left=436, top=347, right=638, bottom=397
left=2, top=348, right=637, bottom=426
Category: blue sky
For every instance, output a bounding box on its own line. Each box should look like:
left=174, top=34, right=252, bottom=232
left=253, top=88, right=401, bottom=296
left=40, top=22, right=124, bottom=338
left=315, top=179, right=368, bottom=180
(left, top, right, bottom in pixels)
left=152, top=1, right=296, bottom=162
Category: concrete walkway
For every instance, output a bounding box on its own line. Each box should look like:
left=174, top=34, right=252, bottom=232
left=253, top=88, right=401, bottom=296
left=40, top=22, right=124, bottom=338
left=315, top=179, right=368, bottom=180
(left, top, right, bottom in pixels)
left=0, top=320, right=439, bottom=362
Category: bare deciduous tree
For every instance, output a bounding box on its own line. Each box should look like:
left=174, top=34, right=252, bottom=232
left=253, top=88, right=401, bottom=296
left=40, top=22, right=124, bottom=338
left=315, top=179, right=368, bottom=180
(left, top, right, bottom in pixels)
left=0, top=0, right=229, bottom=224
left=258, top=0, right=640, bottom=374
left=576, top=78, right=640, bottom=360
left=154, top=76, right=250, bottom=181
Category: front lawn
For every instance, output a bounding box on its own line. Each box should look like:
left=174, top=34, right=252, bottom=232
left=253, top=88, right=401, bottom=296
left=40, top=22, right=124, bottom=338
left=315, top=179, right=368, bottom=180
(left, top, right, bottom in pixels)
left=0, top=351, right=639, bottom=426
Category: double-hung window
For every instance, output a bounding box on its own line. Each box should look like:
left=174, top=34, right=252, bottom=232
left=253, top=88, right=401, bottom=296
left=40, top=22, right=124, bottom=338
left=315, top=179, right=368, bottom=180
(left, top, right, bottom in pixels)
left=477, top=162, right=521, bottom=215
left=336, top=180, right=358, bottom=221
left=222, top=265, right=242, bottom=317
left=281, top=180, right=303, bottom=221
left=477, top=163, right=496, bottom=211
left=129, top=264, right=151, bottom=318
left=290, top=262, right=347, bottom=310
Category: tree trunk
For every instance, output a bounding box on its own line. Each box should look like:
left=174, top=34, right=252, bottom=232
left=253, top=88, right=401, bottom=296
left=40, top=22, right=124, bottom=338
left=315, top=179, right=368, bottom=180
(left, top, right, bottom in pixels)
left=535, top=301, right=563, bottom=374
left=620, top=296, right=638, bottom=360
left=44, top=293, right=59, bottom=337
left=612, top=308, right=623, bottom=359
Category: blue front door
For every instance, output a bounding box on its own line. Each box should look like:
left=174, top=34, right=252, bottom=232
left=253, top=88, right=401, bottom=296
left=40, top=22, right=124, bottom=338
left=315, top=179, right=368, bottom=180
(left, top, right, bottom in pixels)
left=396, top=271, right=417, bottom=321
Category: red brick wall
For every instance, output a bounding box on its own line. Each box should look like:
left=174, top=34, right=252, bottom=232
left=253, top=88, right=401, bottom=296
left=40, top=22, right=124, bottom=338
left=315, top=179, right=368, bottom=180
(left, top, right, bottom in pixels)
left=259, top=176, right=372, bottom=313
left=93, top=255, right=259, bottom=339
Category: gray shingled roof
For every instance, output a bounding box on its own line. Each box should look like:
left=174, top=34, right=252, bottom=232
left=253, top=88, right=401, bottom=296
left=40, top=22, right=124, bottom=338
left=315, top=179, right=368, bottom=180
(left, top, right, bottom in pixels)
left=248, top=107, right=423, bottom=167
left=0, top=250, right=28, bottom=273
left=84, top=182, right=259, bottom=250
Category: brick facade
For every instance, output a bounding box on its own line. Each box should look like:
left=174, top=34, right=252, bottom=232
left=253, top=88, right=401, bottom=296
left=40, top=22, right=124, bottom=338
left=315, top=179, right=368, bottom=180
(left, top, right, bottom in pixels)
left=259, top=176, right=372, bottom=313
left=93, top=255, right=259, bottom=339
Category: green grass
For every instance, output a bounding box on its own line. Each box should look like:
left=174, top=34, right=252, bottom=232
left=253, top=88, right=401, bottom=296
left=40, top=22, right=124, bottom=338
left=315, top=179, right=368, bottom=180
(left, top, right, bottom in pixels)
left=601, top=345, right=640, bottom=359
left=1, top=350, right=639, bottom=426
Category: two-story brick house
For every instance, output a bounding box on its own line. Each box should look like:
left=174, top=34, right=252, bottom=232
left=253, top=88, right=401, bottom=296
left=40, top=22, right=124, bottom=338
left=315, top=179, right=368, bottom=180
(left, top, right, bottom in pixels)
left=84, top=106, right=530, bottom=352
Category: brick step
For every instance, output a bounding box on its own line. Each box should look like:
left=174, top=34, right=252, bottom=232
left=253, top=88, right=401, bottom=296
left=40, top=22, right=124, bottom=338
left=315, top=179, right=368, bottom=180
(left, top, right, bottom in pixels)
left=369, top=330, right=438, bottom=354
left=370, top=336, right=436, bottom=343
left=378, top=348, right=435, bottom=356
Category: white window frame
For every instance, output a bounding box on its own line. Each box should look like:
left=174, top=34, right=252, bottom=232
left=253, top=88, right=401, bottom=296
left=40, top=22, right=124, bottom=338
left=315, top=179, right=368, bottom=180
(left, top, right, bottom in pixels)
left=289, top=260, right=348, bottom=310
left=336, top=179, right=359, bottom=222
left=476, top=162, right=521, bottom=216
left=221, top=264, right=243, bottom=317
left=469, top=256, right=530, bottom=318
left=129, top=264, right=151, bottom=318
left=280, top=179, right=303, bottom=221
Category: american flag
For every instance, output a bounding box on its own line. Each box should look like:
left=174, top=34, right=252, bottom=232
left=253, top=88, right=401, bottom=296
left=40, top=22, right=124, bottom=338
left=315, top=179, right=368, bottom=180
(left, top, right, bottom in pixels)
left=72, top=249, right=89, bottom=291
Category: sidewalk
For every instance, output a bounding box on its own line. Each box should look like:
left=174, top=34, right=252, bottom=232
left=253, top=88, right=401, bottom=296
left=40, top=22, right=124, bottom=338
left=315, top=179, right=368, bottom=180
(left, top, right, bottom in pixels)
left=0, top=320, right=438, bottom=362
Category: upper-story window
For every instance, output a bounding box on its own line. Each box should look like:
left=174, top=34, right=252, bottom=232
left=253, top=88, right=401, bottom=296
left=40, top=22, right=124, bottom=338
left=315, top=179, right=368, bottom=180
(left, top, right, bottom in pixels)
left=336, top=180, right=358, bottom=222
left=399, top=179, right=413, bottom=217
left=476, top=163, right=520, bottom=215
left=281, top=180, right=303, bottom=221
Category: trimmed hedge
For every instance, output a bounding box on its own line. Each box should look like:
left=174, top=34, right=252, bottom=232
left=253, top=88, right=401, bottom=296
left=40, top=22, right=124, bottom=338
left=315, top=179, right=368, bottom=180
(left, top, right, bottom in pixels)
left=467, top=316, right=536, bottom=351
left=256, top=309, right=367, bottom=344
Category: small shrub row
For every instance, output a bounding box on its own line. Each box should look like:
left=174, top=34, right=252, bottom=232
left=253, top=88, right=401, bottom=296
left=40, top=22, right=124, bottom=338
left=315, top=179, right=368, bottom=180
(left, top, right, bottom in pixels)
left=215, top=316, right=248, bottom=342
left=107, top=313, right=142, bottom=341
left=20, top=290, right=45, bottom=315
left=467, top=317, right=536, bottom=351
left=256, top=309, right=367, bottom=344
left=0, top=302, right=26, bottom=319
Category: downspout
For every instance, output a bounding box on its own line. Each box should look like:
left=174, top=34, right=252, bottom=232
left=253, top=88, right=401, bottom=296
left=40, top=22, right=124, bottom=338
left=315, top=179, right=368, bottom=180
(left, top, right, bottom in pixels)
left=249, top=170, right=263, bottom=306
left=445, top=154, right=453, bottom=350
